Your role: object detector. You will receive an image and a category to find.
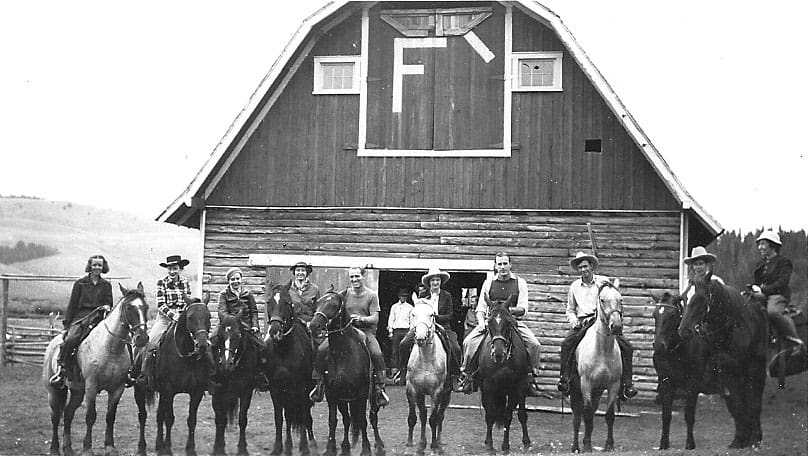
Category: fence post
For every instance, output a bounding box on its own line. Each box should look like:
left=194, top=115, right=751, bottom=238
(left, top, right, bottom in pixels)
left=1, top=278, right=8, bottom=367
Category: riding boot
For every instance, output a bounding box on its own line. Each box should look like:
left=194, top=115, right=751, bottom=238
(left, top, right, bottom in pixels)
left=527, top=371, right=542, bottom=397
left=309, top=375, right=325, bottom=403
left=138, top=348, right=156, bottom=390
left=454, top=370, right=474, bottom=394
left=49, top=361, right=67, bottom=389
left=557, top=353, right=572, bottom=395
left=618, top=336, right=638, bottom=400
left=374, top=371, right=389, bottom=408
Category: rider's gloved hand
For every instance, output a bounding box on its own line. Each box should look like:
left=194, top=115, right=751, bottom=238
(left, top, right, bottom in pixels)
left=251, top=326, right=260, bottom=333
left=166, top=309, right=179, bottom=321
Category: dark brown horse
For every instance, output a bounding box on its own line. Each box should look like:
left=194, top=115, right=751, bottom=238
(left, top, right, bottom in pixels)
left=263, top=282, right=316, bottom=455
left=652, top=292, right=712, bottom=450
left=135, top=297, right=212, bottom=456
left=478, top=297, right=531, bottom=454
left=210, top=311, right=262, bottom=456
left=309, top=287, right=384, bottom=456
left=678, top=278, right=768, bottom=448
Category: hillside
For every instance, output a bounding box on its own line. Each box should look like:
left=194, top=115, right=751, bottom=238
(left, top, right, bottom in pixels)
left=0, top=198, right=199, bottom=315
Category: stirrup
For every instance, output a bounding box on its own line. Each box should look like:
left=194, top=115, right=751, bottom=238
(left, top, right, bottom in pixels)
left=376, top=384, right=390, bottom=407
left=557, top=378, right=570, bottom=395
left=454, top=373, right=473, bottom=394
left=49, top=372, right=65, bottom=389
left=309, top=381, right=325, bottom=403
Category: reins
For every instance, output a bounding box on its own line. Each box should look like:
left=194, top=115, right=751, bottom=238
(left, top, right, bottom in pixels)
left=173, top=302, right=210, bottom=359
left=102, top=293, right=147, bottom=344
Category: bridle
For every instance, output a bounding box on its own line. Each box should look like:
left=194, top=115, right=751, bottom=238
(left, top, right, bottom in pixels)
left=174, top=302, right=210, bottom=359
left=654, top=301, right=684, bottom=353
left=596, top=281, right=623, bottom=334
left=312, top=291, right=354, bottom=336
left=413, top=305, right=435, bottom=346
left=103, top=293, right=148, bottom=344
left=268, top=289, right=296, bottom=340
left=489, top=309, right=514, bottom=361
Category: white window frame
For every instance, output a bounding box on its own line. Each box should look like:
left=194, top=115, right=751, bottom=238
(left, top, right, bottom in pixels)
left=313, top=56, right=361, bottom=95
left=511, top=51, right=563, bottom=92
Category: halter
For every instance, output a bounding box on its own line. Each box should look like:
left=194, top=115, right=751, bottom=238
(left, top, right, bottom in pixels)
left=413, top=306, right=435, bottom=345
left=488, top=310, right=514, bottom=361
left=596, top=281, right=623, bottom=332
left=654, top=301, right=684, bottom=353
left=268, top=289, right=297, bottom=339
left=313, top=291, right=354, bottom=336
left=103, top=293, right=148, bottom=344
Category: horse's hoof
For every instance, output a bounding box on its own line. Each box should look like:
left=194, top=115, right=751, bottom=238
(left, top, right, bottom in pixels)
left=184, top=449, right=197, bottom=456
left=104, top=445, right=119, bottom=456
left=728, top=438, right=746, bottom=449
left=237, top=447, right=250, bottom=456
left=80, top=449, right=95, bottom=456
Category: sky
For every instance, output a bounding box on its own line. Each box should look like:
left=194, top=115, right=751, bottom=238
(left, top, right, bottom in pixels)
left=1, top=0, right=806, bottom=232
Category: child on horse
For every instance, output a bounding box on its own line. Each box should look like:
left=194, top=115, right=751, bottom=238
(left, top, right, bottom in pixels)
left=49, top=254, right=114, bottom=388
left=456, top=252, right=542, bottom=396
left=557, top=252, right=637, bottom=400
left=309, top=266, right=390, bottom=407
left=397, top=267, right=462, bottom=388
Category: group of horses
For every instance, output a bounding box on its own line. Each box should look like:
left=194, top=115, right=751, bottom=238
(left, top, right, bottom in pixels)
left=40, top=276, right=771, bottom=456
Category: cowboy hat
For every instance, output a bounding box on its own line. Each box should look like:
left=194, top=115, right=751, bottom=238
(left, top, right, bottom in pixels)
left=756, top=230, right=782, bottom=246
left=421, top=267, right=450, bottom=286
left=397, top=287, right=410, bottom=297
left=683, top=246, right=716, bottom=264
left=159, top=255, right=190, bottom=268
left=570, top=251, right=599, bottom=270
left=289, top=261, right=313, bottom=274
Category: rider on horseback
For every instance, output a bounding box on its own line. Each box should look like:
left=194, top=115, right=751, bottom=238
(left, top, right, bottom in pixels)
left=455, top=252, right=543, bottom=396
left=557, top=252, right=637, bottom=400
left=398, top=267, right=463, bottom=388
left=216, top=266, right=264, bottom=390
left=49, top=254, right=114, bottom=388
left=287, top=261, right=321, bottom=324
left=752, top=231, right=805, bottom=353
left=309, top=266, right=390, bottom=407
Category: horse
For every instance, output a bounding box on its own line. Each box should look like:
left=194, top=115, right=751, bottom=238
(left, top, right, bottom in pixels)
left=210, top=309, right=262, bottom=456
left=678, top=278, right=768, bottom=448
left=263, top=282, right=316, bottom=455
left=134, top=295, right=212, bottom=456
left=405, top=302, right=451, bottom=454
left=43, top=282, right=149, bottom=456
left=652, top=292, right=713, bottom=450
left=477, top=296, right=531, bottom=454
left=308, top=287, right=384, bottom=456
left=569, top=279, right=623, bottom=453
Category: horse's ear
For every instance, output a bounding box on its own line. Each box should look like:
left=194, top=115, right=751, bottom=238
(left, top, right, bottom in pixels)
left=612, top=278, right=620, bottom=289
left=119, top=283, right=128, bottom=295
left=327, top=284, right=335, bottom=294
left=136, top=282, right=144, bottom=295
left=650, top=291, right=663, bottom=303
left=202, top=291, right=210, bottom=304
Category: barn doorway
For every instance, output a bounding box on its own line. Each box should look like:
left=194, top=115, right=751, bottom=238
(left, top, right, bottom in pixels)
left=376, top=269, right=487, bottom=366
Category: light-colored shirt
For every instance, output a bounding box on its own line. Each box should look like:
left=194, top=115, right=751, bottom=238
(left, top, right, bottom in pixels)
left=345, top=285, right=381, bottom=333
left=566, top=274, right=608, bottom=326
left=475, top=272, right=529, bottom=318
left=387, top=301, right=413, bottom=331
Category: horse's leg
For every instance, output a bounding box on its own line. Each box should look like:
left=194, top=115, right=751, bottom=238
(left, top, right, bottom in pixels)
left=369, top=402, right=384, bottom=453
left=482, top=389, right=495, bottom=453
left=270, top=392, right=284, bottom=455
left=723, top=376, right=748, bottom=449
left=338, top=402, right=351, bottom=455
left=684, top=390, right=699, bottom=450
left=63, top=388, right=85, bottom=456
left=284, top=410, right=293, bottom=456
left=570, top=391, right=582, bottom=454
left=135, top=386, right=148, bottom=456
left=237, top=387, right=253, bottom=455
left=604, top=402, right=616, bottom=451
left=355, top=400, right=371, bottom=456
left=298, top=400, right=312, bottom=456
left=185, top=391, right=203, bottom=456
left=582, top=389, right=597, bottom=453
left=406, top=388, right=416, bottom=447
left=417, top=393, right=428, bottom=452
left=428, top=392, right=443, bottom=452
left=658, top=382, right=673, bottom=450
left=325, top=401, right=338, bottom=456
left=211, top=393, right=227, bottom=456
left=156, top=393, right=175, bottom=456
left=518, top=395, right=530, bottom=450
left=501, top=394, right=514, bottom=454
left=104, top=386, right=126, bottom=456
left=748, top=366, right=766, bottom=446
left=48, top=386, right=67, bottom=456
left=82, top=384, right=99, bottom=455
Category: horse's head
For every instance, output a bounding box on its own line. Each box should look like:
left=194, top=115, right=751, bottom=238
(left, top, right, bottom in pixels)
left=597, top=279, right=624, bottom=335
left=310, top=285, right=344, bottom=338
left=487, top=296, right=516, bottom=364
left=117, top=282, right=149, bottom=347
left=678, top=278, right=712, bottom=340
left=184, top=295, right=212, bottom=356
left=411, top=302, right=436, bottom=347
left=216, top=312, right=244, bottom=374
left=266, top=283, right=295, bottom=342
left=652, top=292, right=683, bottom=353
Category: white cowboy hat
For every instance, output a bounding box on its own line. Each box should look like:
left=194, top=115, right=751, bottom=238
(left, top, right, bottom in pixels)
left=570, top=251, right=599, bottom=270
left=683, top=246, right=717, bottom=265
left=421, top=267, right=450, bottom=286
left=756, top=230, right=782, bottom=246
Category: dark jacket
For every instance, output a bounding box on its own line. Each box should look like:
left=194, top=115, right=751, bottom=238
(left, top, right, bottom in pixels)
left=63, top=275, right=113, bottom=327
left=218, top=287, right=259, bottom=329
left=753, top=255, right=793, bottom=300
left=288, top=279, right=320, bottom=323
left=434, top=289, right=454, bottom=326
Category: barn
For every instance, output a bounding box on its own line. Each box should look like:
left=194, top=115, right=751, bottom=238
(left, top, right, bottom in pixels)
left=158, top=0, right=722, bottom=398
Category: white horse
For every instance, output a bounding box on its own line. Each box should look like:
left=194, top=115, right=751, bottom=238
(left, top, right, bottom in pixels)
left=405, top=302, right=451, bottom=454
left=571, top=279, right=623, bottom=453
left=43, top=283, right=149, bottom=456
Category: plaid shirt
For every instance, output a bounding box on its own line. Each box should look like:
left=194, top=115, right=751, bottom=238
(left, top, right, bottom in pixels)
left=156, top=275, right=191, bottom=317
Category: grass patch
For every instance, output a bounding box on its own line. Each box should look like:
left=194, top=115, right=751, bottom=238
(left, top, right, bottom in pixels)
left=6, top=298, right=63, bottom=317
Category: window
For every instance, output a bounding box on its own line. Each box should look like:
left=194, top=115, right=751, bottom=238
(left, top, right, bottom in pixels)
left=313, top=56, right=360, bottom=95
left=585, top=139, right=602, bottom=153
left=511, top=52, right=563, bottom=92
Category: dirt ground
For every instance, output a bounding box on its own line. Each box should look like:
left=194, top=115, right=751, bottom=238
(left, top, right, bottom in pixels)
left=1, top=365, right=805, bottom=456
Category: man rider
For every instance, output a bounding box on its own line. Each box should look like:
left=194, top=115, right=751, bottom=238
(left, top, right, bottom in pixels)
left=455, top=252, right=542, bottom=396
left=557, top=252, right=637, bottom=400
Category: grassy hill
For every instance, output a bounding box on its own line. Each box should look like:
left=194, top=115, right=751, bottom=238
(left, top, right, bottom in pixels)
left=0, top=198, right=199, bottom=317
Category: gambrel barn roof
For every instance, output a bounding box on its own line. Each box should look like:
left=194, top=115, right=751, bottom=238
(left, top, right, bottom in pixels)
left=158, top=0, right=721, bottom=240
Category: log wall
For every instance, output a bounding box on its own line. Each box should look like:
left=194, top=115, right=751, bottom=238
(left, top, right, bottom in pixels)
left=202, top=206, right=681, bottom=398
